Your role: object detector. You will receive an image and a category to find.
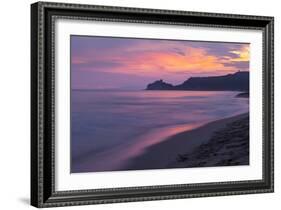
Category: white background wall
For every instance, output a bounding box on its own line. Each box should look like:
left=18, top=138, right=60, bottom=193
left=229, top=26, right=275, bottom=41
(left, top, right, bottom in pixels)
left=0, top=0, right=279, bottom=209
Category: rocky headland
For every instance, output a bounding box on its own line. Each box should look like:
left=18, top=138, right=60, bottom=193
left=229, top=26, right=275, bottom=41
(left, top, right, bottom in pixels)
left=146, top=71, right=249, bottom=91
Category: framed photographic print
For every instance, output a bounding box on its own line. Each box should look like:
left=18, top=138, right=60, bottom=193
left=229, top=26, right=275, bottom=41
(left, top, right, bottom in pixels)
left=31, top=1, right=274, bottom=208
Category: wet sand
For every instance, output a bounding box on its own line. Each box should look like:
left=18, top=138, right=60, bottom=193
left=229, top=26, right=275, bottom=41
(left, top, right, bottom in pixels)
left=122, top=113, right=249, bottom=170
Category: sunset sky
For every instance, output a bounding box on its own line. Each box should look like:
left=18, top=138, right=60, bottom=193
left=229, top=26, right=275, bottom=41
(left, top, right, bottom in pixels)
left=71, top=35, right=250, bottom=90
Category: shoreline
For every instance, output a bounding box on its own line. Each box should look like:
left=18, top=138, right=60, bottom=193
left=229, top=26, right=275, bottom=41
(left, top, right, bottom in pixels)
left=121, top=112, right=249, bottom=171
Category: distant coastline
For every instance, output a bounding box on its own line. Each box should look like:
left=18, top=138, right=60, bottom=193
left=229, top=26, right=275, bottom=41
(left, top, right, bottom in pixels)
left=146, top=71, right=249, bottom=91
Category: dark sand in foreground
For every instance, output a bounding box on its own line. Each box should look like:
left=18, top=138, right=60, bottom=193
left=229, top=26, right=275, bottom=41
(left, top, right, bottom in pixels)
left=122, top=113, right=249, bottom=170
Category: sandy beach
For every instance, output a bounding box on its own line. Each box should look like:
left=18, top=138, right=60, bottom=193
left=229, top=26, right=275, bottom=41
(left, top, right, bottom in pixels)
left=71, top=90, right=249, bottom=173
left=122, top=112, right=249, bottom=170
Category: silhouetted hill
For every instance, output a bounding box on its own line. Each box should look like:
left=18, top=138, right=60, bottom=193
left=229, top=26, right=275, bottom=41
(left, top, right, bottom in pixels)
left=146, top=79, right=174, bottom=90
left=146, top=71, right=249, bottom=91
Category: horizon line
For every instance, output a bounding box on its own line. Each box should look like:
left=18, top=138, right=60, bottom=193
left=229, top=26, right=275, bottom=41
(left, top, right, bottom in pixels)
left=72, top=70, right=249, bottom=91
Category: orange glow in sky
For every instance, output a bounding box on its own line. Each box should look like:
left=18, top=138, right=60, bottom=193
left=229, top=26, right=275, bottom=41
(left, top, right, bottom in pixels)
left=71, top=36, right=250, bottom=89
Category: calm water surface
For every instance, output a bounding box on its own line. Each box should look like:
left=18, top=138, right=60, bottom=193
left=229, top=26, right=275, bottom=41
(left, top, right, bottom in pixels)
left=71, top=90, right=249, bottom=172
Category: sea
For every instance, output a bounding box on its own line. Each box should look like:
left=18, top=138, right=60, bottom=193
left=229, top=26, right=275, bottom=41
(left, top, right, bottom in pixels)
left=71, top=90, right=249, bottom=173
